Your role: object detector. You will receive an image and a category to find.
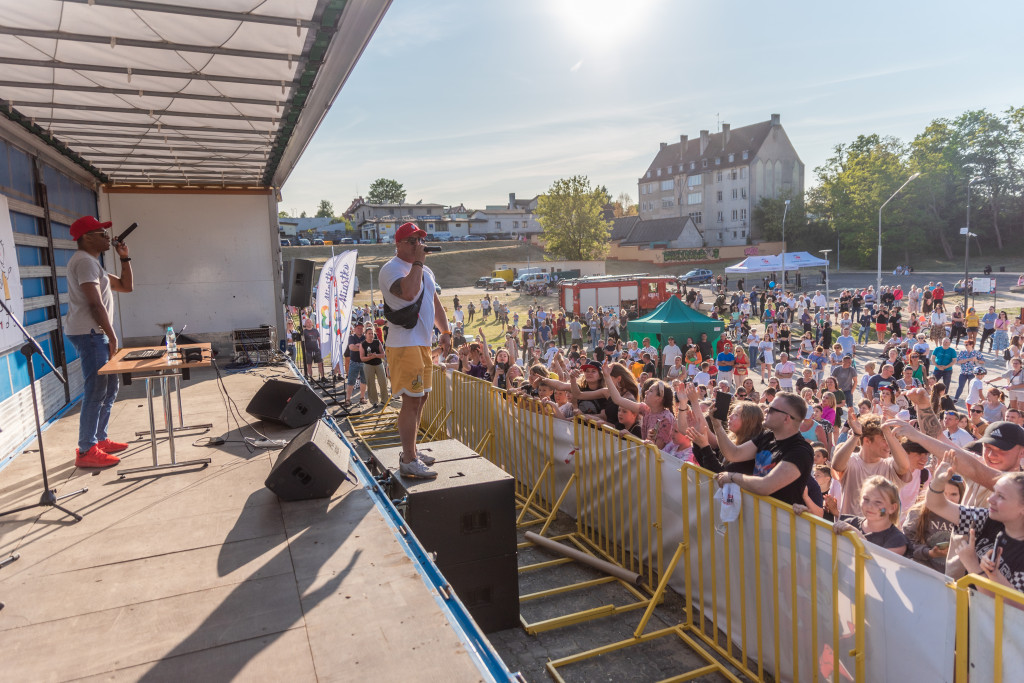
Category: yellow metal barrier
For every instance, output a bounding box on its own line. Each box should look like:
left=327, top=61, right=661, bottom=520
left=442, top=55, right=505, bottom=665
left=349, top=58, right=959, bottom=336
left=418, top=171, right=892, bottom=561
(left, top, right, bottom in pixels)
left=549, top=462, right=874, bottom=682
left=518, top=418, right=664, bottom=634
left=954, top=574, right=1024, bottom=683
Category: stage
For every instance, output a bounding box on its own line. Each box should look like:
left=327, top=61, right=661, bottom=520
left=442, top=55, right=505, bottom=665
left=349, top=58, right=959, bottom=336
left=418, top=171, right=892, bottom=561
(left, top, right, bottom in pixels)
left=0, top=364, right=493, bottom=681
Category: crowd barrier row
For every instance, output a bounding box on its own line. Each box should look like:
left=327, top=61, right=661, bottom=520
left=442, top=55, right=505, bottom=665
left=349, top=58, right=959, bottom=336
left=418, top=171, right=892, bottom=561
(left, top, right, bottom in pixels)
left=362, top=365, right=1024, bottom=683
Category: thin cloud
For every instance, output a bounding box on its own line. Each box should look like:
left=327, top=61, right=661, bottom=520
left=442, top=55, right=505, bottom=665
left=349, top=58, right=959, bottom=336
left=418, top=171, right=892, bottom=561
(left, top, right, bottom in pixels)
left=570, top=60, right=583, bottom=72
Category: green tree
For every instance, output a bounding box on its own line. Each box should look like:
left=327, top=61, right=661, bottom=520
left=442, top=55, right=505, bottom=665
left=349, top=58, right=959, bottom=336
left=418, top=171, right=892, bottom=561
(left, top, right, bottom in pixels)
left=315, top=199, right=334, bottom=218
left=300, top=210, right=307, bottom=218
left=536, top=175, right=612, bottom=260
left=278, top=210, right=290, bottom=218
left=751, top=191, right=808, bottom=246
left=367, top=178, right=406, bottom=204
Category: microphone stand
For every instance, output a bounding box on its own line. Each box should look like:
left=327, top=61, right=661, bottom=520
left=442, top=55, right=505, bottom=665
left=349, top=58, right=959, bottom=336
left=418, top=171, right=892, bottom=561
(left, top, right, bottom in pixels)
left=0, top=298, right=87, bottom=553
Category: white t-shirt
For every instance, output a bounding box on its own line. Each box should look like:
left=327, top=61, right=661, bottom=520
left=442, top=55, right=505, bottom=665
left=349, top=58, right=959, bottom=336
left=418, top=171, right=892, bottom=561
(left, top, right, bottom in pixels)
left=943, top=428, right=974, bottom=448
left=967, top=378, right=985, bottom=406
left=775, top=361, right=795, bottom=388
left=66, top=251, right=114, bottom=335
left=662, top=344, right=682, bottom=369
left=379, top=256, right=437, bottom=348
left=694, top=371, right=711, bottom=386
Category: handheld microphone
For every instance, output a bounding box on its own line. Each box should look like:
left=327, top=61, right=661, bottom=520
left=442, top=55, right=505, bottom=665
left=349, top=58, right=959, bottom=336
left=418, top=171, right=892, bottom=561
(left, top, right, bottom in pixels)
left=116, top=222, right=138, bottom=244
left=423, top=245, right=442, bottom=253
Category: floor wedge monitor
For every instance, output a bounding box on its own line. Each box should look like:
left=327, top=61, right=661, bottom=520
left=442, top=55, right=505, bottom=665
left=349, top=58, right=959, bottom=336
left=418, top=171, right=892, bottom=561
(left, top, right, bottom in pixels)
left=265, top=421, right=350, bottom=501
left=246, top=379, right=326, bottom=428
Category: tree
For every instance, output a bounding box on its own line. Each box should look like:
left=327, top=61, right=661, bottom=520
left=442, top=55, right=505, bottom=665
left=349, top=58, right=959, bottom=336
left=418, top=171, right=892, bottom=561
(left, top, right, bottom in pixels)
left=300, top=210, right=307, bottom=218
left=367, top=178, right=406, bottom=205
left=315, top=200, right=334, bottom=218
left=752, top=191, right=808, bottom=246
left=535, top=175, right=612, bottom=260
left=278, top=210, right=290, bottom=218
left=613, top=192, right=637, bottom=217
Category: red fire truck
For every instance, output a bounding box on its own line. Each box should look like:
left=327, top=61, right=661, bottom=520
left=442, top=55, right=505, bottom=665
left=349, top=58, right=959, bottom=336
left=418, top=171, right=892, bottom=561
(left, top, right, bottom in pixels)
left=559, top=274, right=680, bottom=316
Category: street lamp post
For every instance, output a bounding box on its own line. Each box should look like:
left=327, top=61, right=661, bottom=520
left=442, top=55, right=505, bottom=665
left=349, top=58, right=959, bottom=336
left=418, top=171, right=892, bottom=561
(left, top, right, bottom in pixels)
left=781, top=199, right=791, bottom=293
left=877, top=172, right=921, bottom=296
left=366, top=264, right=379, bottom=310
left=964, top=177, right=985, bottom=310
left=819, top=249, right=832, bottom=308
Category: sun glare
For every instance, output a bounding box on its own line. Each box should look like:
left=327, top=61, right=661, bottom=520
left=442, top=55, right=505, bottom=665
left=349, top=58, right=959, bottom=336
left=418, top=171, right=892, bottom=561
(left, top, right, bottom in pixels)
left=550, top=0, right=654, bottom=44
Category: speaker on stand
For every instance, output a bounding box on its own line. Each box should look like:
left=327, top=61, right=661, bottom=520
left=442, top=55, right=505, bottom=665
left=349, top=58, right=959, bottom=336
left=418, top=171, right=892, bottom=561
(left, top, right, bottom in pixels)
left=284, top=258, right=315, bottom=307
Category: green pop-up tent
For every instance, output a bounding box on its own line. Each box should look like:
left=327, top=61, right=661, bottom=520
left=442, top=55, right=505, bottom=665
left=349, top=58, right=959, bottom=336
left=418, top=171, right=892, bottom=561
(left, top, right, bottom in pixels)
left=628, top=295, right=725, bottom=351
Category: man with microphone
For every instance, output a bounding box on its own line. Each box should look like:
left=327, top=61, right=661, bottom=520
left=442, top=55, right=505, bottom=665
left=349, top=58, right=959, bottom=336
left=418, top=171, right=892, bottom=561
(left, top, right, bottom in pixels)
left=379, top=222, right=450, bottom=479
left=66, top=216, right=134, bottom=468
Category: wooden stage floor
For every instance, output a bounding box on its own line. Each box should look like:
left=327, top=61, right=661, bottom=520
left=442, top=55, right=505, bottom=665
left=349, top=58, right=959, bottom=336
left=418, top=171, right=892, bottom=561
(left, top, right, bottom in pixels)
left=0, top=364, right=489, bottom=682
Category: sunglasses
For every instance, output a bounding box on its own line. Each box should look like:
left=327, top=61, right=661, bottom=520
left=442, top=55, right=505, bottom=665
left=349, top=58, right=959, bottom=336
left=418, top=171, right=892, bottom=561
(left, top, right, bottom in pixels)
left=767, top=405, right=801, bottom=421
left=971, top=409, right=983, bottom=414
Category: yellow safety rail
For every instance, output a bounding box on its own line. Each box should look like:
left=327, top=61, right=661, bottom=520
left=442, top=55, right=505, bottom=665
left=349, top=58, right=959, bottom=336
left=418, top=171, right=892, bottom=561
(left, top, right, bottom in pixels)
left=954, top=574, right=1024, bottom=683
left=348, top=365, right=449, bottom=448
left=518, top=417, right=664, bottom=634
left=549, top=462, right=874, bottom=683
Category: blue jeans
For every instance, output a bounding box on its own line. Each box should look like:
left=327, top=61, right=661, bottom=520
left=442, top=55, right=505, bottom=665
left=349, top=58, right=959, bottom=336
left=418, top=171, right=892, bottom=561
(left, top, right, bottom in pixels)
left=69, top=332, right=119, bottom=453
left=954, top=371, right=972, bottom=400
left=933, top=367, right=953, bottom=390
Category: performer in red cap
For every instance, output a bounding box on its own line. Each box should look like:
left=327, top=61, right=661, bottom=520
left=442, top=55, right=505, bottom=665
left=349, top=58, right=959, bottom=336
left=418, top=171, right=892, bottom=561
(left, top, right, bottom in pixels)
left=66, top=215, right=134, bottom=468
left=378, top=222, right=450, bottom=479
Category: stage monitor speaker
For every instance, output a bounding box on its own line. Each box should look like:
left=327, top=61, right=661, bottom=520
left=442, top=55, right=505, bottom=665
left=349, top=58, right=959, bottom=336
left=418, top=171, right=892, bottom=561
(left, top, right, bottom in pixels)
left=246, top=379, right=326, bottom=428
left=373, top=443, right=516, bottom=566
left=285, top=258, right=315, bottom=307
left=441, top=553, right=520, bottom=633
left=265, top=421, right=351, bottom=501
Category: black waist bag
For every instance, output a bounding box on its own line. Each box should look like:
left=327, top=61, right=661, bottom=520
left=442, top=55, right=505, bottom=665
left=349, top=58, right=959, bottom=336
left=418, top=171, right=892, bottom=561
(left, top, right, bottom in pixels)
left=384, top=286, right=426, bottom=329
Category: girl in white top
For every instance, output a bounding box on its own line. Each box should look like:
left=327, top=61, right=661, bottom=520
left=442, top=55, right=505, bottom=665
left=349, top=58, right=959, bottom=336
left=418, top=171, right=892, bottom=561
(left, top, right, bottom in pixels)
left=859, top=361, right=877, bottom=398
left=993, top=357, right=1024, bottom=410
left=758, top=337, right=775, bottom=381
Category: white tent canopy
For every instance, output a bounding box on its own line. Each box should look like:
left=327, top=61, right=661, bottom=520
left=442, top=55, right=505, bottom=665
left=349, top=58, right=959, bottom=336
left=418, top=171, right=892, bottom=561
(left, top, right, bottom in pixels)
left=724, top=251, right=829, bottom=273
left=724, top=255, right=782, bottom=273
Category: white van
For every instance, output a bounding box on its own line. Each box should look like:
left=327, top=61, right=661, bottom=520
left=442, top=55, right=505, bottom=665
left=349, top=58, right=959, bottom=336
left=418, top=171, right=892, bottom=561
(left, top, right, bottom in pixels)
left=513, top=272, right=549, bottom=289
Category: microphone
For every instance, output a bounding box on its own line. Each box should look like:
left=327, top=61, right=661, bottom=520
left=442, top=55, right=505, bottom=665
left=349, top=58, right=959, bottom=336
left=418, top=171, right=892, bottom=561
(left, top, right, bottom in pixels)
left=174, top=324, right=187, bottom=342
left=423, top=245, right=442, bottom=253
left=116, top=222, right=138, bottom=244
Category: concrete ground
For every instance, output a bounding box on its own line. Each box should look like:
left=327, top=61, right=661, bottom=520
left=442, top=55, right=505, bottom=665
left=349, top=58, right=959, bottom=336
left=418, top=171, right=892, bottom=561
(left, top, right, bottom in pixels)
left=0, top=364, right=486, bottom=682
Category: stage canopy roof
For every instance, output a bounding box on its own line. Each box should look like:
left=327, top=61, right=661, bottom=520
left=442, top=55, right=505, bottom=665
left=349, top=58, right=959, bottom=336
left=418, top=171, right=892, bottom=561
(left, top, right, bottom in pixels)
left=0, top=0, right=389, bottom=189
left=724, top=251, right=829, bottom=274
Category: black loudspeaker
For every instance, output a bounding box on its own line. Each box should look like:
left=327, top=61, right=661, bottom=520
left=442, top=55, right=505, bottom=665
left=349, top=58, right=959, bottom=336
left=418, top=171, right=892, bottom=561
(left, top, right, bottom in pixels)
left=285, top=258, right=315, bottom=307
left=246, top=379, right=327, bottom=428
left=265, top=421, right=351, bottom=501
left=372, top=440, right=519, bottom=632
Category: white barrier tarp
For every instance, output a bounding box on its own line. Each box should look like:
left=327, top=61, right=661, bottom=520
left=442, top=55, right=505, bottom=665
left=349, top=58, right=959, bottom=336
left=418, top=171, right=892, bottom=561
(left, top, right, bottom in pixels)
left=969, top=585, right=1024, bottom=681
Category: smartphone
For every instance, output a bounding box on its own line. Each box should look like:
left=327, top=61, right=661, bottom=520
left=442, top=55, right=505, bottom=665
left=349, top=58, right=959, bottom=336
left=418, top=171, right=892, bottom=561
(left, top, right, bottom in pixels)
left=934, top=541, right=950, bottom=551
left=713, top=391, right=733, bottom=422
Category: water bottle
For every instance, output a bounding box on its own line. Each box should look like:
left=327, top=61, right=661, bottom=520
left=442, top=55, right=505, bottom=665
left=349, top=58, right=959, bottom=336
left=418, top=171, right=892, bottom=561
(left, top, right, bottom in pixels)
left=166, top=325, right=177, bottom=363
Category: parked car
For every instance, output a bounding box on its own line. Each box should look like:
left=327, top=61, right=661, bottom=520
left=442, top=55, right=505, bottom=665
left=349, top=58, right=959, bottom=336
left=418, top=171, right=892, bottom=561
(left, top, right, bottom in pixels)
left=312, top=239, right=325, bottom=245
left=298, top=238, right=311, bottom=246
left=465, top=235, right=486, bottom=241
left=475, top=276, right=491, bottom=288
left=680, top=268, right=713, bottom=284
left=513, top=272, right=549, bottom=290
left=338, top=237, right=355, bottom=245
left=280, top=238, right=291, bottom=247
left=485, top=278, right=508, bottom=291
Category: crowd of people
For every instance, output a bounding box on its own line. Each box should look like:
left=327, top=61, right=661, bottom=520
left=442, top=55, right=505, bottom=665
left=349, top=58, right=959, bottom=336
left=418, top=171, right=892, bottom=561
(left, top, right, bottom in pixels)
left=431, top=280, right=1024, bottom=593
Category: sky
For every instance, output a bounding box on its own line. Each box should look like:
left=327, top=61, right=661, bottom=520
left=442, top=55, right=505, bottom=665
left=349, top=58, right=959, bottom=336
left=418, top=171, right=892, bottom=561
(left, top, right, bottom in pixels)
left=281, top=0, right=1024, bottom=216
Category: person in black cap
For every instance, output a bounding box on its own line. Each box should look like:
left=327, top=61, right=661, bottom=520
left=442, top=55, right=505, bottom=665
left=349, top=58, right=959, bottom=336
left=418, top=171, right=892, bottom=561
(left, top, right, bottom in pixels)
left=886, top=419, right=1024, bottom=579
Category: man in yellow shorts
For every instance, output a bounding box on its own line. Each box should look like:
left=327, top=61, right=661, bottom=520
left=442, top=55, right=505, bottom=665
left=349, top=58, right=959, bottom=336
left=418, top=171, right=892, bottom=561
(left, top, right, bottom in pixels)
left=379, top=222, right=451, bottom=478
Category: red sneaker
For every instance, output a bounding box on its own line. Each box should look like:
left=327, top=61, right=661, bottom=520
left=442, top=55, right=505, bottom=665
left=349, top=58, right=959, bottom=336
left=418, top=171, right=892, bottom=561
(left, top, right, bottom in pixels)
left=96, top=438, right=129, bottom=453
left=75, top=445, right=120, bottom=468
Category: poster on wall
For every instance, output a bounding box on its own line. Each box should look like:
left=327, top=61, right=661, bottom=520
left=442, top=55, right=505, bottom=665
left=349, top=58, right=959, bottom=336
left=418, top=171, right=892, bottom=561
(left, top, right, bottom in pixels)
left=0, top=195, right=26, bottom=353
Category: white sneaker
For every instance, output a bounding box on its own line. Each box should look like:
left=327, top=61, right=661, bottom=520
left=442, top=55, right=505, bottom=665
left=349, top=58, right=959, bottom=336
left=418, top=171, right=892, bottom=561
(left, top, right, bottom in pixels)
left=399, top=458, right=436, bottom=479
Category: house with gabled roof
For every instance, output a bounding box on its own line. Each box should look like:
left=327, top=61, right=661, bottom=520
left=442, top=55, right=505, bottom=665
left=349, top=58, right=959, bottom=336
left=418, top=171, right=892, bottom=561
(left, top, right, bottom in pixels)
left=637, top=114, right=803, bottom=246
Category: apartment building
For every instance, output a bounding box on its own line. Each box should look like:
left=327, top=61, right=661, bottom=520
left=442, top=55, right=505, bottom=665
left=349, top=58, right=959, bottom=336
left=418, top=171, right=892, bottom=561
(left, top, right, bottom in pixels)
left=637, top=114, right=803, bottom=246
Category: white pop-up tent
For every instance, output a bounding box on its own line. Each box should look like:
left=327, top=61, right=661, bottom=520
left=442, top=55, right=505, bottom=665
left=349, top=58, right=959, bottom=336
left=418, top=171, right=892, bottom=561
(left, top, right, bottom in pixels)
left=724, top=254, right=782, bottom=273
left=725, top=251, right=829, bottom=273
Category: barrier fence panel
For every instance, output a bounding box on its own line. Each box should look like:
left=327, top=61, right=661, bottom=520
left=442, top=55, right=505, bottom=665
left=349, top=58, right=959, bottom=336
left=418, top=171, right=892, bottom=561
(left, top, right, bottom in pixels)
left=955, top=574, right=1024, bottom=683
left=518, top=417, right=664, bottom=634
left=678, top=463, right=871, bottom=683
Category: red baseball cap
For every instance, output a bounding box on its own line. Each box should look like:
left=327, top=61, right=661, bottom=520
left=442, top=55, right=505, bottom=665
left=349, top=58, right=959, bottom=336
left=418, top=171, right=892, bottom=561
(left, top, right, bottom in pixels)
left=70, top=215, right=112, bottom=240
left=395, top=222, right=426, bottom=242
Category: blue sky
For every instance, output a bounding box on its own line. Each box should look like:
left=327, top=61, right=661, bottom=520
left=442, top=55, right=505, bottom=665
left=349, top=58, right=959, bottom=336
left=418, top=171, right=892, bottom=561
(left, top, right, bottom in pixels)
left=281, top=0, right=1024, bottom=215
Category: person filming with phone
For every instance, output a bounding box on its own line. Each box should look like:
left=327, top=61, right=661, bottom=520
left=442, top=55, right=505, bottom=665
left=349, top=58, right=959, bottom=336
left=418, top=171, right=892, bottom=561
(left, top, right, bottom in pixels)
left=65, top=216, right=134, bottom=468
